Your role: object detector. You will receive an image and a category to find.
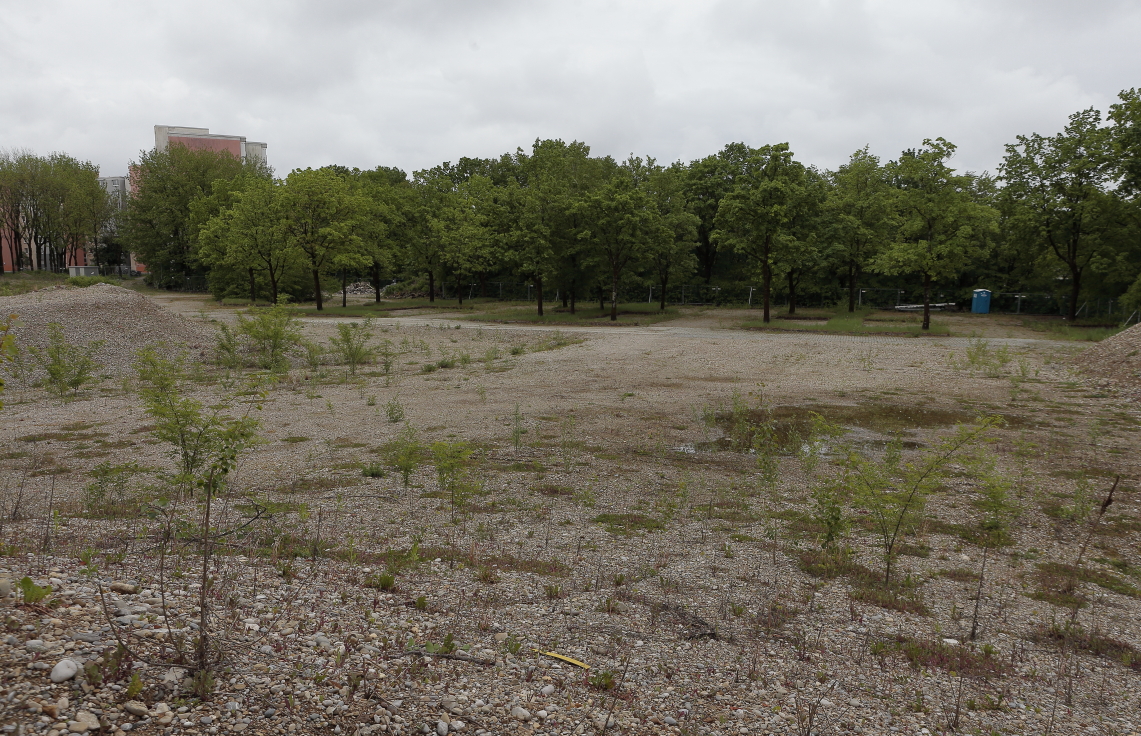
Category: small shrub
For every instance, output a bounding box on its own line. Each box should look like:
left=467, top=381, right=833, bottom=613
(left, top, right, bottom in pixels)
left=67, top=275, right=119, bottom=287
left=28, top=323, right=103, bottom=398
left=476, top=566, right=499, bottom=584
left=503, top=635, right=523, bottom=656
left=362, top=462, right=385, bottom=478
left=544, top=584, right=563, bottom=599
left=364, top=572, right=396, bottom=591
left=414, top=595, right=428, bottom=611
left=589, top=669, right=617, bottom=690
left=384, top=397, right=405, bottom=423
left=329, top=319, right=376, bottom=375
left=18, top=576, right=51, bottom=604
left=510, top=344, right=525, bottom=356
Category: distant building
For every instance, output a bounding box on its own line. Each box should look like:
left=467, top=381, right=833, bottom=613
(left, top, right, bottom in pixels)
left=154, top=125, right=268, bottom=165
left=98, top=175, right=130, bottom=210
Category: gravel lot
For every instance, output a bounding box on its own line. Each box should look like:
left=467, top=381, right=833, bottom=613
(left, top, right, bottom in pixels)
left=1, top=289, right=1139, bottom=736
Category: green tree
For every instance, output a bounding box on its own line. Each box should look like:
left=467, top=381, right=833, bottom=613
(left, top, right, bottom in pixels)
left=644, top=163, right=699, bottom=310
left=714, top=143, right=810, bottom=323
left=1000, top=112, right=1117, bottom=320
left=575, top=161, right=654, bottom=321
left=123, top=145, right=260, bottom=288
left=279, top=168, right=367, bottom=310
left=134, top=348, right=261, bottom=485
left=684, top=143, right=751, bottom=283
left=826, top=147, right=893, bottom=312
left=875, top=138, right=997, bottom=330
left=197, top=177, right=296, bottom=304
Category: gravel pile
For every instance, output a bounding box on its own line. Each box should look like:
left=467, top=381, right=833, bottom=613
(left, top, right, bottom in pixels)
left=1074, top=323, right=1141, bottom=382
left=2, top=284, right=213, bottom=381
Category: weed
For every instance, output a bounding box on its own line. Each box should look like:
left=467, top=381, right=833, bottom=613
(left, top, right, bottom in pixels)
left=384, top=396, right=406, bottom=423
left=362, top=462, right=386, bottom=478
left=545, top=584, right=563, bottom=599
left=593, top=513, right=666, bottom=534
left=364, top=573, right=397, bottom=591
left=329, top=319, right=377, bottom=374
left=28, top=323, right=104, bottom=398
left=476, top=566, right=499, bottom=584
left=18, top=576, right=51, bottom=604
left=589, top=669, right=617, bottom=690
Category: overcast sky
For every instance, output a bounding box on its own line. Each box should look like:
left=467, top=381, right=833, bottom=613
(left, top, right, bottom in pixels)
left=3, top=0, right=1139, bottom=178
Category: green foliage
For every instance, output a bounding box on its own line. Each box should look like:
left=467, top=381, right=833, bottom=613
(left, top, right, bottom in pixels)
left=873, top=138, right=997, bottom=330
left=67, top=275, right=120, bottom=287
left=83, top=461, right=147, bottom=518
left=18, top=576, right=51, bottom=604
left=431, top=441, right=473, bottom=517
left=385, top=423, right=424, bottom=488
left=27, top=323, right=103, bottom=398
left=134, top=348, right=261, bottom=485
left=384, top=396, right=405, bottom=423
left=124, top=144, right=261, bottom=289
left=361, top=462, right=385, bottom=478
left=329, top=318, right=376, bottom=374
left=847, top=418, right=999, bottom=584
left=589, top=669, right=617, bottom=690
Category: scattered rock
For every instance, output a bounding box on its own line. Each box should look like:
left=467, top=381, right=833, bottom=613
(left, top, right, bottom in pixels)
left=123, top=701, right=148, bottom=716
left=50, top=658, right=79, bottom=682
left=510, top=706, right=531, bottom=721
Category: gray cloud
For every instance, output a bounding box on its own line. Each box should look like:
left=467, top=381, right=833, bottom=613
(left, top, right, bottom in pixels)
left=2, top=0, right=1138, bottom=177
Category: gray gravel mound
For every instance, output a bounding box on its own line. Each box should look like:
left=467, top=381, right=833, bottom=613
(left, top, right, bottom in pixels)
left=2, top=283, right=213, bottom=381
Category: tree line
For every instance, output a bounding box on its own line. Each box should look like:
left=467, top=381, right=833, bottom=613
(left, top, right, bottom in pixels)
left=0, top=151, right=118, bottom=273
left=5, top=89, right=1141, bottom=326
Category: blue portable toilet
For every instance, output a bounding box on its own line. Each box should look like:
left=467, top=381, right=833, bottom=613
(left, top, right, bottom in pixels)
left=972, top=289, right=992, bottom=314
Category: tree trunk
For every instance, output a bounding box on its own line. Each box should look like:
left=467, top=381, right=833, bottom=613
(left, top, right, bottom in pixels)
left=428, top=270, right=435, bottom=302
left=761, top=249, right=772, bottom=324
left=599, top=288, right=605, bottom=311
left=248, top=267, right=256, bottom=304
left=372, top=263, right=382, bottom=303
left=787, top=270, right=797, bottom=315
left=969, top=544, right=989, bottom=641
left=268, top=270, right=279, bottom=305
left=848, top=261, right=857, bottom=312
left=561, top=290, right=568, bottom=309
left=535, top=276, right=544, bottom=316
left=922, top=271, right=931, bottom=331
left=1067, top=266, right=1081, bottom=321
left=479, top=272, right=487, bottom=298
left=659, top=276, right=668, bottom=311
left=342, top=271, right=348, bottom=308
left=456, top=274, right=464, bottom=305
left=313, top=268, right=324, bottom=311
left=610, top=268, right=619, bottom=321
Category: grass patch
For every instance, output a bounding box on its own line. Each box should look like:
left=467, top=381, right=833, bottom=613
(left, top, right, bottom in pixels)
left=1034, top=562, right=1140, bottom=601
left=465, top=302, right=683, bottom=326
left=593, top=513, right=666, bottom=534
left=532, top=483, right=573, bottom=497
left=939, top=567, right=981, bottom=583
left=234, top=500, right=307, bottom=515
left=742, top=307, right=951, bottom=336
left=890, top=636, right=1010, bottom=676
left=798, top=549, right=928, bottom=614
left=1029, top=623, right=1141, bottom=670
left=1021, top=318, right=1125, bottom=342
left=281, top=436, right=310, bottom=443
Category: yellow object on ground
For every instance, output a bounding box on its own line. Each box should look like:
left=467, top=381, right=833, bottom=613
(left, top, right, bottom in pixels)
left=532, top=648, right=590, bottom=669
